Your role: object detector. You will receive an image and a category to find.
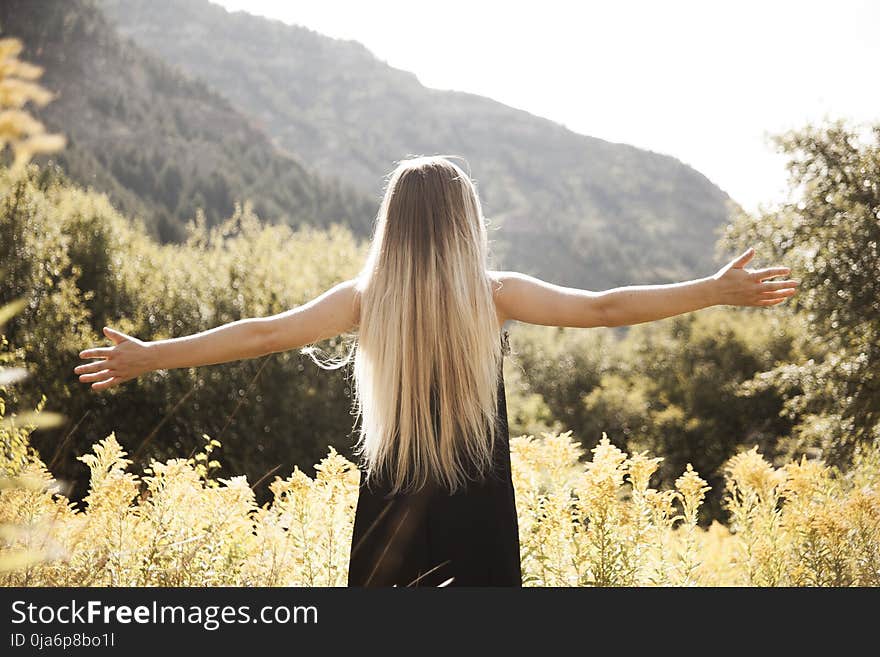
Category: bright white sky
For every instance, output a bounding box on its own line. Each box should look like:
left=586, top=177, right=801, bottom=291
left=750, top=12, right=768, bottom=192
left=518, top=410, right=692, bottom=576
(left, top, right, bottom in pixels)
left=214, top=0, right=879, bottom=211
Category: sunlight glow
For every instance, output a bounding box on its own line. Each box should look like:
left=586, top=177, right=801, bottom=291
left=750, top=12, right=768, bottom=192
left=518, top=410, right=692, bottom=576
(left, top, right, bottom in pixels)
left=213, top=0, right=880, bottom=211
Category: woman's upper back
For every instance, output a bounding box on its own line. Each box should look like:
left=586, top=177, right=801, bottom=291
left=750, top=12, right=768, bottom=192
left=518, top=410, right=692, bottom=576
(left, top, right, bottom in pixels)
left=349, top=270, right=609, bottom=334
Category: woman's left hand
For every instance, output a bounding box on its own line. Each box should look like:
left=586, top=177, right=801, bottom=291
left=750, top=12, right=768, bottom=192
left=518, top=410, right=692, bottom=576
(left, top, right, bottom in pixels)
left=712, top=247, right=799, bottom=307
left=74, top=326, right=154, bottom=391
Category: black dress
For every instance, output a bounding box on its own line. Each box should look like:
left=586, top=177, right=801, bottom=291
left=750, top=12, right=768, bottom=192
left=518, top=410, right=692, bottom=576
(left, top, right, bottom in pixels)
left=347, top=329, right=522, bottom=587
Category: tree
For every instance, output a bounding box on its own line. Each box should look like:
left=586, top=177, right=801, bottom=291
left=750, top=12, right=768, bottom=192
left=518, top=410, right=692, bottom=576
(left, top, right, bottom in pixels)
left=721, top=120, right=880, bottom=463
left=0, top=37, right=65, bottom=173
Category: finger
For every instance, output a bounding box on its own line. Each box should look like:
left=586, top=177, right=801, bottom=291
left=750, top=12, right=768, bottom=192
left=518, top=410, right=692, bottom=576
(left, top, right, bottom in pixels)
left=103, top=326, right=130, bottom=345
left=79, top=347, right=114, bottom=359
left=752, top=268, right=792, bottom=282
left=91, top=376, right=121, bottom=391
left=759, top=280, right=800, bottom=291
left=731, top=247, right=755, bottom=268
left=74, top=360, right=110, bottom=374
left=755, top=297, right=788, bottom=307
left=79, top=369, right=114, bottom=383
left=759, top=288, right=797, bottom=298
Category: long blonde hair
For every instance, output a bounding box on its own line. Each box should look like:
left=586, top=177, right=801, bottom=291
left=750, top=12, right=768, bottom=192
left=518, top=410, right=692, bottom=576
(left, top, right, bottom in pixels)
left=318, top=155, right=503, bottom=495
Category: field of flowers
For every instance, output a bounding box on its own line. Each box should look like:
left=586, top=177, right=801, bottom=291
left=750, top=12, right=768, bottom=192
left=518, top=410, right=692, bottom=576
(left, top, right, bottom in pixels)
left=2, top=403, right=878, bottom=587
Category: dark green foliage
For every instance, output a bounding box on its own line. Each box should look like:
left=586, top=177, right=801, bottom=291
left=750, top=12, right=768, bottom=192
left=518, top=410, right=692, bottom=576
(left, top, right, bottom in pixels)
left=506, top=310, right=804, bottom=519
left=721, top=121, right=880, bottom=464
left=100, top=0, right=734, bottom=290
left=0, top=165, right=366, bottom=506
left=504, top=324, right=613, bottom=439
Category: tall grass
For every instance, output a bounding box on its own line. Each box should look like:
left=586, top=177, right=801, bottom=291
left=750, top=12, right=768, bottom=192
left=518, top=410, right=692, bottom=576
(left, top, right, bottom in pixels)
left=2, top=407, right=877, bottom=586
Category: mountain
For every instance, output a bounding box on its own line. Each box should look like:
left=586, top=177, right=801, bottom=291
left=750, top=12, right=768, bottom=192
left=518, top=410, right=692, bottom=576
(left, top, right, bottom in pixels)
left=99, top=0, right=736, bottom=289
left=0, top=0, right=375, bottom=242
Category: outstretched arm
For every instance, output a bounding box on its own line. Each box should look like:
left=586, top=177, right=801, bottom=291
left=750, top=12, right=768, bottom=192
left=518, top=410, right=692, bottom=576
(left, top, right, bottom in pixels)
left=493, top=247, right=798, bottom=328
left=75, top=279, right=360, bottom=391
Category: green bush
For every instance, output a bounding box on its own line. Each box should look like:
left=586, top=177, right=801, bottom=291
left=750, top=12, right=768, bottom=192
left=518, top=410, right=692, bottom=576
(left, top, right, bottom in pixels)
left=506, top=308, right=807, bottom=519
left=720, top=120, right=880, bottom=464
left=1, top=164, right=366, bottom=504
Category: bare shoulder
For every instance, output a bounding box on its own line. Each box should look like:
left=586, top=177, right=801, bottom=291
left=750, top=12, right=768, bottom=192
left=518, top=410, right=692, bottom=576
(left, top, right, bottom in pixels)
left=488, top=270, right=531, bottom=288
left=487, top=270, right=508, bottom=326
left=304, top=277, right=361, bottom=328
left=486, top=269, right=606, bottom=329
left=327, top=278, right=360, bottom=299
left=487, top=270, right=536, bottom=325
left=488, top=270, right=545, bottom=297
left=343, top=278, right=362, bottom=325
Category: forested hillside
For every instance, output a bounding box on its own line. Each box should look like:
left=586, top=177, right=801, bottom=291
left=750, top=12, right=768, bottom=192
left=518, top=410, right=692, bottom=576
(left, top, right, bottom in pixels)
left=100, top=0, right=735, bottom=289
left=0, top=0, right=375, bottom=242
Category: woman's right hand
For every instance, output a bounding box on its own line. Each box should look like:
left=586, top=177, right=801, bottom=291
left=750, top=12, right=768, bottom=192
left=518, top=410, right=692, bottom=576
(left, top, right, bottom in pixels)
left=74, top=326, right=154, bottom=391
